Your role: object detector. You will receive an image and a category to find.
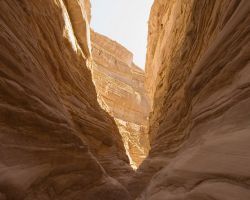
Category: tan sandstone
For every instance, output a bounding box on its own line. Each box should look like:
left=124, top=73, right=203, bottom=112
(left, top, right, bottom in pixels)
left=128, top=0, right=250, bottom=199
left=1, top=0, right=250, bottom=199
left=91, top=31, right=150, bottom=168
left=0, top=0, right=133, bottom=199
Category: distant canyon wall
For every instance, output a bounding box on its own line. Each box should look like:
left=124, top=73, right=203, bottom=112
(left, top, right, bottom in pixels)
left=91, top=31, right=150, bottom=168
left=129, top=0, right=250, bottom=199
left=1, top=0, right=249, bottom=199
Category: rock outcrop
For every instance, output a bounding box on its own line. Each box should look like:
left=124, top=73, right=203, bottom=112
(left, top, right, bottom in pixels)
left=129, top=0, right=250, bottom=199
left=1, top=0, right=250, bottom=199
left=91, top=31, right=150, bottom=168
left=0, top=0, right=133, bottom=199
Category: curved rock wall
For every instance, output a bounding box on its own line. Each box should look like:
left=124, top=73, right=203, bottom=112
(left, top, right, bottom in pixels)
left=91, top=31, right=150, bottom=168
left=1, top=0, right=249, bottom=199
left=0, top=0, right=133, bottom=199
left=130, top=0, right=250, bottom=199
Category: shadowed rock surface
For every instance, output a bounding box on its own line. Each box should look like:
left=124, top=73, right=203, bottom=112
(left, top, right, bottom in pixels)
left=128, top=0, right=250, bottom=199
left=0, top=0, right=132, bottom=199
left=1, top=0, right=250, bottom=199
left=91, top=31, right=150, bottom=168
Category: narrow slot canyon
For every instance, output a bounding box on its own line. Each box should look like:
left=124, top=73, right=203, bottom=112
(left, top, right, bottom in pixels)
left=90, top=31, right=150, bottom=169
left=0, top=0, right=249, bottom=200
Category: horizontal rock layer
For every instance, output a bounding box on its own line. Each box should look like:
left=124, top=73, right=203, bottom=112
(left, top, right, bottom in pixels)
left=130, top=0, right=250, bottom=199
left=91, top=31, right=150, bottom=168
left=0, top=0, right=133, bottom=199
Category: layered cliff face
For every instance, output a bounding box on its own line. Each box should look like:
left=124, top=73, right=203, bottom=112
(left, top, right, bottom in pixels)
left=129, top=0, right=250, bottom=199
left=91, top=31, right=150, bottom=168
left=0, top=0, right=133, bottom=199
left=1, top=0, right=250, bottom=199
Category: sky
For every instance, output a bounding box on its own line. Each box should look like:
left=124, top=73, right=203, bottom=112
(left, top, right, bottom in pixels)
left=91, top=0, right=154, bottom=69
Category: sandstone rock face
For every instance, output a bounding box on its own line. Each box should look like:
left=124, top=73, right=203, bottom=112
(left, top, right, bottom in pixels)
left=83, top=0, right=91, bottom=22
left=91, top=31, right=150, bottom=168
left=129, top=0, right=250, bottom=199
left=2, top=0, right=250, bottom=199
left=0, top=0, right=133, bottom=199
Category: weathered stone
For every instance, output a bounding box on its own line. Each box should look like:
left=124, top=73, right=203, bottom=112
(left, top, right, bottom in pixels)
left=0, top=0, right=132, bottom=199
left=1, top=0, right=250, bottom=199
left=91, top=31, right=150, bottom=168
left=129, top=0, right=250, bottom=199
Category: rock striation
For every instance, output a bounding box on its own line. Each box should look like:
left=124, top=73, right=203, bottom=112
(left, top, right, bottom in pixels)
left=1, top=0, right=250, bottom=199
left=0, top=0, right=133, bottom=199
left=129, top=0, right=250, bottom=199
left=91, top=31, right=150, bottom=168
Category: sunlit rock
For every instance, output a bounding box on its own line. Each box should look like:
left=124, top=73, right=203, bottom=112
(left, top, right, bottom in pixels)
left=0, top=0, right=132, bottom=199
left=91, top=31, right=150, bottom=168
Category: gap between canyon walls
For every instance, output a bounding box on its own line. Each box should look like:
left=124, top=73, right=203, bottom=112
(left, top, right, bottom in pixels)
left=86, top=2, right=152, bottom=169
left=90, top=31, right=151, bottom=169
left=1, top=0, right=249, bottom=200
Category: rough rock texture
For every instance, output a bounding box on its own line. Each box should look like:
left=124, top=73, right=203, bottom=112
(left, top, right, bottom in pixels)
left=129, top=0, right=250, bottom=199
left=2, top=0, right=250, bottom=199
left=83, top=0, right=91, bottom=22
left=0, top=0, right=133, bottom=199
left=91, top=31, right=150, bottom=168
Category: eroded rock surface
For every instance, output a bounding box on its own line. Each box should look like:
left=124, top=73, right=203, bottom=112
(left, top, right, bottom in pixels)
left=91, top=31, right=150, bottom=168
left=1, top=0, right=250, bottom=199
left=0, top=0, right=132, bottom=199
left=129, top=0, right=250, bottom=199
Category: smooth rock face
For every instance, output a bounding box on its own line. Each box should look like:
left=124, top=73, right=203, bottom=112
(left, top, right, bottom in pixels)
left=91, top=31, right=150, bottom=168
left=129, top=0, right=250, bottom=199
left=0, top=0, right=132, bottom=199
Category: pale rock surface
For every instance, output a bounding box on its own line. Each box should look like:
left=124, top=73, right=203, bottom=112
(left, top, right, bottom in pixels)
left=83, top=0, right=91, bottom=22
left=129, top=0, right=250, bottom=199
left=91, top=31, right=150, bottom=168
left=0, top=0, right=133, bottom=199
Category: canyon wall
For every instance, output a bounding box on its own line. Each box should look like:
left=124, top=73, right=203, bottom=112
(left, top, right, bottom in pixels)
left=91, top=31, right=150, bottom=168
left=130, top=0, right=250, bottom=199
left=1, top=0, right=249, bottom=199
left=0, top=0, right=133, bottom=199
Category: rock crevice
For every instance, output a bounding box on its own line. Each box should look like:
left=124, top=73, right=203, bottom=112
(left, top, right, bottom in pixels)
left=0, top=0, right=250, bottom=199
left=91, top=31, right=150, bottom=168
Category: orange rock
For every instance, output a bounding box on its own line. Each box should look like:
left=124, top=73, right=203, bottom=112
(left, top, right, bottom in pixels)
left=91, top=31, right=150, bottom=168
left=130, top=0, right=250, bottom=199
left=0, top=0, right=132, bottom=199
